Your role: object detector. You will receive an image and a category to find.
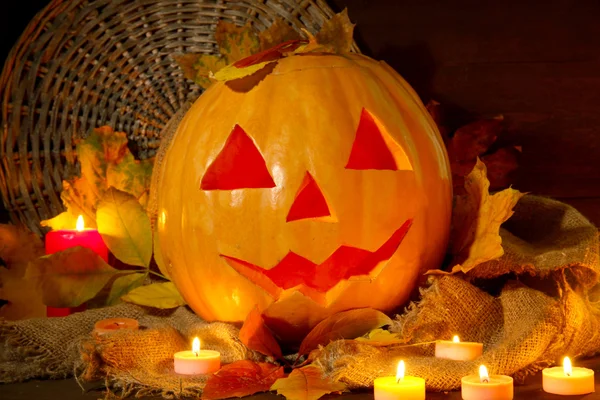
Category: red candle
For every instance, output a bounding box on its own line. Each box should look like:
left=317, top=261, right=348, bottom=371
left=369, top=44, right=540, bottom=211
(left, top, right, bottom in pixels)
left=45, top=215, right=109, bottom=317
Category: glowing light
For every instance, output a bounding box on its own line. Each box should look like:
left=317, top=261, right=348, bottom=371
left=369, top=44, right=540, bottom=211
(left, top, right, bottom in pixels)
left=76, top=215, right=84, bottom=231
left=453, top=335, right=460, bottom=343
left=563, top=357, right=572, bottom=377
left=192, top=337, right=200, bottom=357
left=479, top=365, right=490, bottom=383
left=396, top=360, right=405, bottom=383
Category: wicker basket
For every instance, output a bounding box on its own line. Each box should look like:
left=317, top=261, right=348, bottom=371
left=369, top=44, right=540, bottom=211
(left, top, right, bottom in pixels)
left=0, top=0, right=358, bottom=235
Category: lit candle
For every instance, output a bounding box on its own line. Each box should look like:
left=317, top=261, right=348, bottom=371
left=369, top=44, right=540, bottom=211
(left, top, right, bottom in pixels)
left=45, top=215, right=109, bottom=317
left=93, top=318, right=139, bottom=335
left=174, top=337, right=221, bottom=375
left=373, top=360, right=426, bottom=400
left=435, top=335, right=483, bottom=361
left=461, top=365, right=513, bottom=400
left=542, top=357, right=595, bottom=395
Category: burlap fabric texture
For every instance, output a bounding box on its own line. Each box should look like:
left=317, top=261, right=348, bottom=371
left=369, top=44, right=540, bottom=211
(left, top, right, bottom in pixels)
left=1, top=195, right=598, bottom=396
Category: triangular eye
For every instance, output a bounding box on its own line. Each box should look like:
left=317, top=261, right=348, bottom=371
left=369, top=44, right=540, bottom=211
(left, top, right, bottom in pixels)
left=345, top=108, right=413, bottom=171
left=286, top=172, right=332, bottom=222
left=201, top=125, right=276, bottom=190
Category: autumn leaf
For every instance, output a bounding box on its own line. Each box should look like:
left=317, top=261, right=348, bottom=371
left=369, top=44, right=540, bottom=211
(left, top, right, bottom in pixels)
left=202, top=360, right=284, bottom=400
left=259, top=19, right=301, bottom=51
left=355, top=328, right=404, bottom=346
left=314, top=8, right=355, bottom=54
left=0, top=225, right=46, bottom=320
left=192, top=54, right=228, bottom=89
left=298, top=308, right=392, bottom=355
left=482, top=147, right=520, bottom=191
left=446, top=117, right=503, bottom=162
left=105, top=272, right=146, bottom=306
left=153, top=226, right=171, bottom=280
left=432, top=159, right=525, bottom=274
left=121, top=281, right=186, bottom=308
left=42, top=127, right=153, bottom=230
left=172, top=53, right=201, bottom=81
left=216, top=22, right=261, bottom=64
left=26, top=247, right=122, bottom=307
left=271, top=366, right=346, bottom=400
left=97, top=188, right=152, bottom=267
left=239, top=306, right=282, bottom=359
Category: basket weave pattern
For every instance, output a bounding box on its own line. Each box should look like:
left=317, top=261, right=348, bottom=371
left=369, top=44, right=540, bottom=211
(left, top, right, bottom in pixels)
left=0, top=0, right=355, bottom=235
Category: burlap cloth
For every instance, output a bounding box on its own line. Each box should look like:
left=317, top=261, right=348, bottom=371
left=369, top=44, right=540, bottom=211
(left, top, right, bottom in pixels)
left=1, top=195, right=598, bottom=395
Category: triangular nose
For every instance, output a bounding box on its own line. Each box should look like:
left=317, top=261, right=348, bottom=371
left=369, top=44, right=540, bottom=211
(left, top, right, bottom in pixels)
left=286, top=172, right=332, bottom=222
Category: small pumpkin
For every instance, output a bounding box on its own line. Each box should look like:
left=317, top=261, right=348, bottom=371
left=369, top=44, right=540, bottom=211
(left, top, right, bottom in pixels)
left=156, top=49, right=452, bottom=343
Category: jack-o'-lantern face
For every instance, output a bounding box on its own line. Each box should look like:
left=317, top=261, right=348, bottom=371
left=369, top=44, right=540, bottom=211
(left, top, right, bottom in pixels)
left=156, top=53, right=452, bottom=343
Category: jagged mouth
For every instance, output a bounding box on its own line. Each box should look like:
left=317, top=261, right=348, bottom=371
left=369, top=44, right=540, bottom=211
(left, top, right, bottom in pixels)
left=221, top=219, right=412, bottom=304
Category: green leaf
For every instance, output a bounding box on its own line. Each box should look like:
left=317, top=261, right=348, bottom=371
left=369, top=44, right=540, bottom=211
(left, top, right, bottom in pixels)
left=106, top=272, right=147, bottom=306
left=153, top=227, right=171, bottom=280
left=121, top=281, right=186, bottom=308
left=97, top=187, right=152, bottom=267
left=26, top=247, right=121, bottom=307
left=270, top=366, right=346, bottom=400
left=298, top=308, right=392, bottom=355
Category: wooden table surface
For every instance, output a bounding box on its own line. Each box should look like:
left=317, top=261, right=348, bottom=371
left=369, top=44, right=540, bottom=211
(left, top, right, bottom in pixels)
left=3, top=357, right=599, bottom=400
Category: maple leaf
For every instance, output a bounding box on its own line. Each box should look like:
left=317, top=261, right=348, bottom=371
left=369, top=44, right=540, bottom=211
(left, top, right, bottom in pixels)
left=426, top=101, right=519, bottom=194
left=216, top=22, right=261, bottom=64
left=315, top=8, right=355, bottom=54
left=259, top=19, right=302, bottom=51
left=298, top=308, right=392, bottom=355
left=429, top=159, right=525, bottom=275
left=42, top=126, right=153, bottom=230
left=0, top=225, right=45, bottom=320
left=271, top=366, right=346, bottom=400
left=202, top=360, right=284, bottom=400
left=239, top=306, right=282, bottom=359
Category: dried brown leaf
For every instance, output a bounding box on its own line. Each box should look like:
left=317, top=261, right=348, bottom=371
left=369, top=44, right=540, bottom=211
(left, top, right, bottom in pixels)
left=446, top=117, right=504, bottom=162
left=298, top=308, right=392, bottom=355
left=173, top=53, right=201, bottom=81
left=440, top=159, right=525, bottom=274
left=260, top=19, right=301, bottom=50
left=239, top=306, right=282, bottom=359
left=215, top=21, right=261, bottom=64
left=203, top=360, right=284, bottom=400
left=315, top=8, right=355, bottom=54
left=271, top=366, right=346, bottom=400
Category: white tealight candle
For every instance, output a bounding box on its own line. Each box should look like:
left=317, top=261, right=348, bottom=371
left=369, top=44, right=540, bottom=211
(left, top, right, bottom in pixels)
left=374, top=360, right=426, bottom=400
left=435, top=335, right=483, bottom=361
left=461, top=365, right=513, bottom=400
left=542, top=357, right=595, bottom=395
left=173, top=337, right=221, bottom=375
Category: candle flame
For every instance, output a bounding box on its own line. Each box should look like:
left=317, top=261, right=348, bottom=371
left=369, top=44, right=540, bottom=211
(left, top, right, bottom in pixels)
left=76, top=215, right=84, bottom=231
left=563, top=356, right=572, bottom=377
left=396, top=360, right=405, bottom=383
left=453, top=335, right=460, bottom=343
left=479, top=365, right=490, bottom=383
left=192, top=337, right=200, bottom=357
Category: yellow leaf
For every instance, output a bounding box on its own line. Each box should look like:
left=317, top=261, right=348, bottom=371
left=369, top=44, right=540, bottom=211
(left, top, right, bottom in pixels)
left=26, top=247, right=121, bottom=308
left=193, top=54, right=228, bottom=89
left=215, top=21, right=261, bottom=64
left=121, top=281, right=186, bottom=309
left=315, top=9, right=355, bottom=53
left=153, top=227, right=171, bottom=280
left=105, top=273, right=146, bottom=306
left=259, top=19, right=301, bottom=50
left=356, top=328, right=404, bottom=345
left=97, top=188, right=152, bottom=267
left=271, top=366, right=346, bottom=400
left=298, top=308, right=392, bottom=355
left=212, top=60, right=276, bottom=82
left=0, top=225, right=45, bottom=320
left=436, top=159, right=525, bottom=274
left=40, top=210, right=80, bottom=231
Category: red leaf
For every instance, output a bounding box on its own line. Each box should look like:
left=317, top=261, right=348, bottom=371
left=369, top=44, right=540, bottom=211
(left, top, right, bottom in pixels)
left=447, top=117, right=503, bottom=162
left=202, top=360, right=284, bottom=400
left=298, top=308, right=392, bottom=355
left=233, top=39, right=307, bottom=68
left=482, top=147, right=520, bottom=191
left=239, top=306, right=283, bottom=359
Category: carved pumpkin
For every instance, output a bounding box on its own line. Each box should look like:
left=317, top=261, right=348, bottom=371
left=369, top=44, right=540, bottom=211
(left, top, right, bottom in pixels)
left=156, top=52, right=452, bottom=343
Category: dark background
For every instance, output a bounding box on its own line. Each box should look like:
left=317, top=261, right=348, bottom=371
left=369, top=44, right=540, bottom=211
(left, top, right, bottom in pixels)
left=1, top=0, right=599, bottom=225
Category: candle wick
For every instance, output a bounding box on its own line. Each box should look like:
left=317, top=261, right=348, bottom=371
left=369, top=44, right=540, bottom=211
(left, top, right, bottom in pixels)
left=481, top=377, right=490, bottom=383
left=565, top=372, right=571, bottom=377
left=194, top=351, right=199, bottom=357
left=396, top=377, right=403, bottom=384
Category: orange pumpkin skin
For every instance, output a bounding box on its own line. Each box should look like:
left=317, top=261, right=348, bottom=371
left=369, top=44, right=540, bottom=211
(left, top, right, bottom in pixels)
left=156, top=53, right=452, bottom=343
